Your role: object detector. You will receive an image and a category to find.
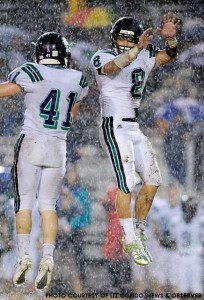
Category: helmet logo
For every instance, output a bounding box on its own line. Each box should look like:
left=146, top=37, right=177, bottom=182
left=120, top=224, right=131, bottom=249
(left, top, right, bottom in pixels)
left=120, top=30, right=134, bottom=36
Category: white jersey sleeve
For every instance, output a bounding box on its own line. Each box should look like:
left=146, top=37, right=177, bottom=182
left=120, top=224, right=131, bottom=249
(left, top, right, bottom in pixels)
left=8, top=64, right=40, bottom=92
left=91, top=49, right=117, bottom=73
left=8, top=63, right=88, bottom=139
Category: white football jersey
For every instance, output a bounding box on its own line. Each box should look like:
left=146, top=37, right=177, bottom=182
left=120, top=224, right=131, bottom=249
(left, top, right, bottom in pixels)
left=174, top=213, right=204, bottom=256
left=8, top=63, right=88, bottom=139
left=154, top=200, right=182, bottom=244
left=90, top=45, right=158, bottom=118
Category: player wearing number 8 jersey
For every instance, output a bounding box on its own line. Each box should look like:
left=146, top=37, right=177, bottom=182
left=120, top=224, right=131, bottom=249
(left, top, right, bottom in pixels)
left=90, top=13, right=179, bottom=266
left=0, top=32, right=88, bottom=290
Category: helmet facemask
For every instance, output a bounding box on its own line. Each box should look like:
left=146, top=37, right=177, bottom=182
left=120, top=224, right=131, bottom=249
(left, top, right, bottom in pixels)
left=110, top=17, right=143, bottom=54
left=113, top=30, right=139, bottom=53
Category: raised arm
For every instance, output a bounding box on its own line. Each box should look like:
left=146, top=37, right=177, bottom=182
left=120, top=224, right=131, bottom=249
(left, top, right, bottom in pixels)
left=102, top=28, right=153, bottom=75
left=156, top=12, right=180, bottom=66
left=0, top=82, right=21, bottom=98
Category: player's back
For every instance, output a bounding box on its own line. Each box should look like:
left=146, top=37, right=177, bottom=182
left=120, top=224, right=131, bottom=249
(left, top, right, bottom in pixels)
left=8, top=63, right=88, bottom=139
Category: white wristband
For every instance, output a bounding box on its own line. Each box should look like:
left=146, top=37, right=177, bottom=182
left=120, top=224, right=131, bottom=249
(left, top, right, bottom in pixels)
left=114, top=46, right=140, bottom=69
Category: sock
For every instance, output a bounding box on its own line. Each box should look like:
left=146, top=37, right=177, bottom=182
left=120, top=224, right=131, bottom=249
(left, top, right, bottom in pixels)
left=17, top=234, right=30, bottom=257
left=119, top=218, right=137, bottom=244
left=43, top=243, right=55, bottom=257
left=134, top=219, right=146, bottom=236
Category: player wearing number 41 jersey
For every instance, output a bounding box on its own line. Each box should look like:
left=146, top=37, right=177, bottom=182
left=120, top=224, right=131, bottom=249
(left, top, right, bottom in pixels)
left=0, top=32, right=88, bottom=291
left=8, top=62, right=88, bottom=139
left=90, top=13, right=180, bottom=266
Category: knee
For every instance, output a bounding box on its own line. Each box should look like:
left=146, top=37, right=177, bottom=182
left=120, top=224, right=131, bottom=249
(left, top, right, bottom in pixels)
left=146, top=169, right=162, bottom=187
left=127, top=175, right=138, bottom=192
left=38, top=199, right=57, bottom=212
left=16, top=197, right=35, bottom=212
left=152, top=172, right=162, bottom=187
left=119, top=174, right=138, bottom=193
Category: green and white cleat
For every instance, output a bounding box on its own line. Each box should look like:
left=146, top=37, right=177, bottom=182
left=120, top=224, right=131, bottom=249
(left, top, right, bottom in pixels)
left=35, top=255, right=54, bottom=291
left=13, top=254, right=32, bottom=287
left=122, top=237, right=150, bottom=266
left=140, top=233, right=153, bottom=263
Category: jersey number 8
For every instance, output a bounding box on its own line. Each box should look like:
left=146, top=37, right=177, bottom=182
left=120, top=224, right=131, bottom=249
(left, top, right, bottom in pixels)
left=131, top=68, right=145, bottom=100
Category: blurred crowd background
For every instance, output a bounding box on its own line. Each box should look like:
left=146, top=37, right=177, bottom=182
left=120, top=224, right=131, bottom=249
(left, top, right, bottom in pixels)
left=0, top=0, right=204, bottom=298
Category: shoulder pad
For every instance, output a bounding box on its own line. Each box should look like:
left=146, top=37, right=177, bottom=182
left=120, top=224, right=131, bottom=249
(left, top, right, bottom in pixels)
left=20, top=63, right=44, bottom=82
left=8, top=68, right=21, bottom=83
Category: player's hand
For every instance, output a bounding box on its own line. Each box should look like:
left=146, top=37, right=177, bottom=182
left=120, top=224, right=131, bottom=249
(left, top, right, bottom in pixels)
left=138, top=28, right=153, bottom=50
left=157, top=12, right=180, bottom=38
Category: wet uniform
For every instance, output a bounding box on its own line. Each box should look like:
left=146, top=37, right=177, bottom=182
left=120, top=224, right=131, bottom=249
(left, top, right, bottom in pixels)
left=174, top=210, right=204, bottom=293
left=90, top=46, right=162, bottom=192
left=9, top=62, right=88, bottom=213
left=152, top=200, right=181, bottom=288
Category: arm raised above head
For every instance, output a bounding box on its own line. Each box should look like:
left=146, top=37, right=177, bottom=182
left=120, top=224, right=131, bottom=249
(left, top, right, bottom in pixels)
left=102, top=28, right=153, bottom=75
left=156, top=12, right=180, bottom=66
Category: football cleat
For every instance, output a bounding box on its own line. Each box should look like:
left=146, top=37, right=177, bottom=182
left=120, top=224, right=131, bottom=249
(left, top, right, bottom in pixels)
left=13, top=254, right=32, bottom=286
left=35, top=255, right=54, bottom=291
left=122, top=237, right=150, bottom=266
left=140, top=233, right=153, bottom=262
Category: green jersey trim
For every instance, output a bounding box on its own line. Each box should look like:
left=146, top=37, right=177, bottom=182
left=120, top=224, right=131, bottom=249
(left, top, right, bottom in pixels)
left=102, top=117, right=130, bottom=193
left=79, top=74, right=88, bottom=88
left=146, top=44, right=159, bottom=58
left=21, top=63, right=44, bottom=82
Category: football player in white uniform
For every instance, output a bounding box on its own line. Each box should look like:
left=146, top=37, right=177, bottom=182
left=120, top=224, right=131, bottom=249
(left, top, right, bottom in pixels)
left=151, top=183, right=181, bottom=292
left=0, top=32, right=88, bottom=290
left=174, top=196, right=204, bottom=293
left=90, top=13, right=180, bottom=266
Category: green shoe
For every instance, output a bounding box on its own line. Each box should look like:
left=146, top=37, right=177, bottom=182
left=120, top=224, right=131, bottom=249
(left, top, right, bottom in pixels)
left=122, top=238, right=150, bottom=266
left=140, top=233, right=153, bottom=263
